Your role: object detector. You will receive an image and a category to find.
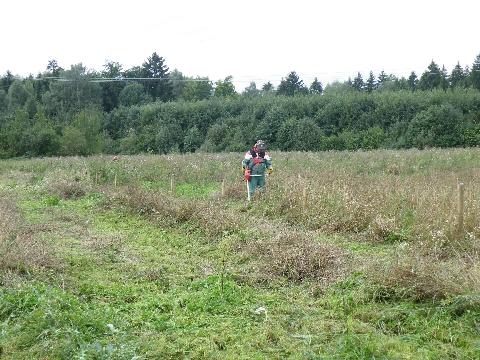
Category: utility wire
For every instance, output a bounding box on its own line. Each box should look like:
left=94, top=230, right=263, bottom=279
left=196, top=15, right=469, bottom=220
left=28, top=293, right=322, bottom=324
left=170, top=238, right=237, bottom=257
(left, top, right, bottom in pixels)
left=29, top=77, right=211, bottom=82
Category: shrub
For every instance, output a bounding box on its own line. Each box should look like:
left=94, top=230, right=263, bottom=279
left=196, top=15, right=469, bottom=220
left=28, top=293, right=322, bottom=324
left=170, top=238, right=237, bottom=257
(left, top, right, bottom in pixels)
left=244, top=229, right=346, bottom=284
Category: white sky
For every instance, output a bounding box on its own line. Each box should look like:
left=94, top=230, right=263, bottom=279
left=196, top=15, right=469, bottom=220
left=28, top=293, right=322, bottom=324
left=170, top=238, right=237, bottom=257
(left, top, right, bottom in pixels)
left=2, top=0, right=479, bottom=91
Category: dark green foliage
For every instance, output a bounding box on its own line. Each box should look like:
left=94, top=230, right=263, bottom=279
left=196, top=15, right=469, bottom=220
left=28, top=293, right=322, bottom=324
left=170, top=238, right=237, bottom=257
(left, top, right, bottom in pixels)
left=100, top=61, right=126, bottom=112
left=4, top=53, right=480, bottom=158
left=214, top=76, right=236, bottom=98
left=242, top=82, right=261, bottom=98
left=119, top=83, right=152, bottom=107
left=170, top=68, right=187, bottom=99
left=406, top=104, right=466, bottom=148
left=1, top=109, right=30, bottom=157
left=256, top=103, right=289, bottom=146
left=418, top=61, right=442, bottom=91
left=28, top=107, right=59, bottom=156
left=6, top=80, right=28, bottom=110
left=261, top=81, right=274, bottom=93
left=46, top=59, right=64, bottom=76
left=182, top=76, right=213, bottom=101
left=42, top=64, right=103, bottom=116
left=470, top=54, right=480, bottom=90
left=276, top=117, right=323, bottom=151
left=365, top=71, right=376, bottom=93
left=309, top=77, right=323, bottom=94
left=450, top=62, right=468, bottom=89
left=377, top=70, right=389, bottom=88
left=141, top=52, right=174, bottom=102
left=277, top=71, right=308, bottom=96
left=183, top=126, right=203, bottom=153
left=0, top=89, right=7, bottom=113
left=202, top=122, right=229, bottom=152
left=155, top=123, right=183, bottom=154
left=352, top=72, right=364, bottom=92
left=135, top=124, right=157, bottom=153
left=407, top=71, right=419, bottom=91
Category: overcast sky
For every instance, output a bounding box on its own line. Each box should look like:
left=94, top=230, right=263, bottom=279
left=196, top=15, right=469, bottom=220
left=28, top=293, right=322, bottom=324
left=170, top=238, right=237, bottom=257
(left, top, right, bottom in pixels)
left=2, top=0, right=479, bottom=91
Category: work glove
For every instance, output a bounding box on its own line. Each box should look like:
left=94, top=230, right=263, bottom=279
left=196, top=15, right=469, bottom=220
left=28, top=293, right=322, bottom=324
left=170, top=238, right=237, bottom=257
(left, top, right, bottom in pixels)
left=268, top=168, right=274, bottom=175
left=242, top=167, right=246, bottom=173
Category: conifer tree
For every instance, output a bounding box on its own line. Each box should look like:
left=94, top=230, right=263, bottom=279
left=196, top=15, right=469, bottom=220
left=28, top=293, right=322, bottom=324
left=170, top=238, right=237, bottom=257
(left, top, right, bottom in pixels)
left=418, top=60, right=442, bottom=90
left=277, top=71, right=307, bottom=96
left=470, top=54, right=480, bottom=91
left=352, top=72, right=364, bottom=92
left=450, top=62, right=467, bottom=89
left=365, top=71, right=376, bottom=93
left=141, top=52, right=174, bottom=102
left=407, top=71, right=419, bottom=91
left=309, top=77, right=323, bottom=94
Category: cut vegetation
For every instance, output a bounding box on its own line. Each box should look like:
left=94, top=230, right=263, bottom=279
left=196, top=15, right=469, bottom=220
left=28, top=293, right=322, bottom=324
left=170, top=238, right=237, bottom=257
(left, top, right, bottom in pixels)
left=1, top=149, right=479, bottom=359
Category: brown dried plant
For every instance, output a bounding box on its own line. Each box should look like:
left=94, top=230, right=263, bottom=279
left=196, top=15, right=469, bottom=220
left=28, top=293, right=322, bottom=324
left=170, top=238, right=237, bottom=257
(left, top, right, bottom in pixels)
left=243, top=227, right=347, bottom=285
left=0, top=196, right=59, bottom=275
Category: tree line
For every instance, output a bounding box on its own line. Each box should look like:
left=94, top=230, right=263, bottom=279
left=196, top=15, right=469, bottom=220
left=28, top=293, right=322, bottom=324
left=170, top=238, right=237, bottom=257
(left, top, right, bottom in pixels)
left=1, top=52, right=480, bottom=158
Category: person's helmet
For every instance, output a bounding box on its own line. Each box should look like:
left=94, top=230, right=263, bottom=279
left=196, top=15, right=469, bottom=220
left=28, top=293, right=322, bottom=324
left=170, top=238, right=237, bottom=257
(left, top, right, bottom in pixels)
left=255, top=140, right=266, bottom=151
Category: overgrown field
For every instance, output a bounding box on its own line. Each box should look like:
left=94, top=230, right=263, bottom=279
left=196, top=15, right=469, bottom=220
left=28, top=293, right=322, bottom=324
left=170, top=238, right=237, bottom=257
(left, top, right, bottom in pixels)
left=1, top=149, right=479, bottom=359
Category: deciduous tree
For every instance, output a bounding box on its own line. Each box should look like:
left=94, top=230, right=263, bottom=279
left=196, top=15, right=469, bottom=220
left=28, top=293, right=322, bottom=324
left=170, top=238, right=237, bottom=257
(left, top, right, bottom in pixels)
left=182, top=77, right=213, bottom=101
left=42, top=63, right=102, bottom=115
left=119, top=83, right=152, bottom=107
left=214, top=76, right=236, bottom=98
left=170, top=69, right=187, bottom=100
left=7, top=80, right=28, bottom=111
left=155, top=123, right=183, bottom=154
left=242, top=82, right=261, bottom=98
left=406, top=104, right=465, bottom=148
left=183, top=125, right=203, bottom=152
left=101, top=61, right=125, bottom=113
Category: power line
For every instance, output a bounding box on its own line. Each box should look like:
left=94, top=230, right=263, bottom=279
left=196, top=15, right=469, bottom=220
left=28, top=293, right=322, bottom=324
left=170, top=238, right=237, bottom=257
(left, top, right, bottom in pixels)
left=30, top=77, right=211, bottom=83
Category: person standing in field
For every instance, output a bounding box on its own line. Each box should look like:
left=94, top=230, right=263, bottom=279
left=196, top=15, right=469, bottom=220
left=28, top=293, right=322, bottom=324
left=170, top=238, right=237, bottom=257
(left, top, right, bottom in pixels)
left=242, top=140, right=273, bottom=199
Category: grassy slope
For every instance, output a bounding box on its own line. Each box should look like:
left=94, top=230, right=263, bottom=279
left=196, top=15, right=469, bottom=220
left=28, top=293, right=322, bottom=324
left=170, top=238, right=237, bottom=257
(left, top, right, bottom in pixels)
left=0, top=150, right=479, bottom=359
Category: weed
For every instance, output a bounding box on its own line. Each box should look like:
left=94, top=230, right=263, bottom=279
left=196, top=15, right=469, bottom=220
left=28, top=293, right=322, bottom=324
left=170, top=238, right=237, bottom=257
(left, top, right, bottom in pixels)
left=43, top=194, right=60, bottom=206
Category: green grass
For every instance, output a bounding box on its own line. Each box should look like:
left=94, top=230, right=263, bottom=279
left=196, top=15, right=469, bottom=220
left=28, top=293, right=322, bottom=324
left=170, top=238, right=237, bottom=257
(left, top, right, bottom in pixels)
left=1, top=150, right=479, bottom=359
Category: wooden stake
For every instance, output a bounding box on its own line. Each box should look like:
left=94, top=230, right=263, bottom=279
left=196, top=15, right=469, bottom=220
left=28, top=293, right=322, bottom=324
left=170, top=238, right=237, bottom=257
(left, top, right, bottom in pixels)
left=170, top=175, right=175, bottom=194
left=457, top=182, right=464, bottom=237
left=114, top=174, right=117, bottom=187
left=221, top=179, right=225, bottom=199
left=303, top=187, right=308, bottom=213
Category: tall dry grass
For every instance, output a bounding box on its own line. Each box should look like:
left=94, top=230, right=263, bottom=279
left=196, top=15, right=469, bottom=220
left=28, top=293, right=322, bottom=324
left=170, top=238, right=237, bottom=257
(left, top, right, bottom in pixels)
left=1, top=148, right=479, bottom=299
left=263, top=149, right=480, bottom=299
left=0, top=195, right=60, bottom=279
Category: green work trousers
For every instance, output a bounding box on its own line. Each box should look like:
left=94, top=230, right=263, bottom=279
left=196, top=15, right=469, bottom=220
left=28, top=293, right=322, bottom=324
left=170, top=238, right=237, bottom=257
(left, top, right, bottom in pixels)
left=248, top=175, right=266, bottom=196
